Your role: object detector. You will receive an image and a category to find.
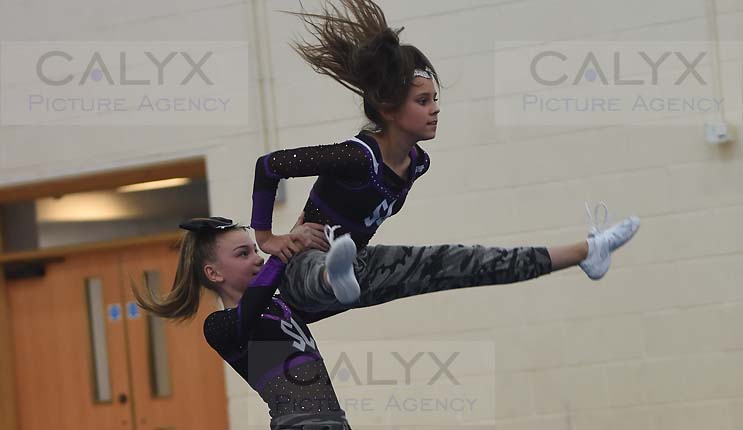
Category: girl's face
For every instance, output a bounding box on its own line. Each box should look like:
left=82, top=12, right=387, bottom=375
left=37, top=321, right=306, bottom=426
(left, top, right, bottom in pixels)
left=388, top=76, right=440, bottom=141
left=207, top=229, right=264, bottom=293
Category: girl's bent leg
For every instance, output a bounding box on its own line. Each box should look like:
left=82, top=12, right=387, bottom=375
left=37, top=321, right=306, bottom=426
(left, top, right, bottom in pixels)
left=279, top=249, right=339, bottom=312
left=354, top=244, right=553, bottom=308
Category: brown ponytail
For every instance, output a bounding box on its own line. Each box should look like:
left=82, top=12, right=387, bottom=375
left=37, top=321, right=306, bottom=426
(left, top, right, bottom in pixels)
left=132, top=230, right=225, bottom=322
left=285, top=0, right=440, bottom=131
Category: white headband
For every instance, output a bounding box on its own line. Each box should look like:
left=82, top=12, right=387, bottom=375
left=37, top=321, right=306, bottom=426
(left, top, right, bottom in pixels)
left=413, top=68, right=433, bottom=80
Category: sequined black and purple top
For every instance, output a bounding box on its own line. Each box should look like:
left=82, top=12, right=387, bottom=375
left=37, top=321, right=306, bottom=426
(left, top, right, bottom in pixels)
left=203, top=257, right=348, bottom=423
left=251, top=132, right=431, bottom=249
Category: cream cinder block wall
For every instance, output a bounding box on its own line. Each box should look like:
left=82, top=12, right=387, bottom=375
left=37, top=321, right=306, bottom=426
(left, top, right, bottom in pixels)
left=0, top=0, right=269, bottom=219
left=2, top=0, right=742, bottom=429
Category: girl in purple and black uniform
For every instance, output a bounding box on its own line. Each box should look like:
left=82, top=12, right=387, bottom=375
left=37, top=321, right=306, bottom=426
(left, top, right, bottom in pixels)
left=252, top=0, right=641, bottom=313
left=135, top=216, right=353, bottom=429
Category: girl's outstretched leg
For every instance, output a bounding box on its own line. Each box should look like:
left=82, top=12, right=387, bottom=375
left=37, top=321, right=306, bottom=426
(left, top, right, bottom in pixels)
left=279, top=214, right=640, bottom=312
left=277, top=244, right=550, bottom=312
left=353, top=244, right=553, bottom=308
left=351, top=212, right=641, bottom=308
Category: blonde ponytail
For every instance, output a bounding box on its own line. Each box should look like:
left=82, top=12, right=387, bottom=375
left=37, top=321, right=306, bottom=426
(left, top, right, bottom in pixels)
left=132, top=231, right=218, bottom=322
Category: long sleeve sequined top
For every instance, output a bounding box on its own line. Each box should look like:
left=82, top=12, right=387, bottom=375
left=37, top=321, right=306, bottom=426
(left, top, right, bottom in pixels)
left=251, top=132, right=431, bottom=249
left=203, top=257, right=348, bottom=422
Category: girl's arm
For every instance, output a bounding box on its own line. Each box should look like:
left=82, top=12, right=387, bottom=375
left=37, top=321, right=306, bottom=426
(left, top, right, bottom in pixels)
left=235, top=256, right=284, bottom=340
left=234, top=216, right=327, bottom=340
left=251, top=141, right=372, bottom=259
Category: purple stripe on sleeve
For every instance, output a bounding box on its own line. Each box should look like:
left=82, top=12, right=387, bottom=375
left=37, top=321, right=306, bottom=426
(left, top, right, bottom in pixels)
left=249, top=257, right=286, bottom=288
left=255, top=351, right=323, bottom=393
left=251, top=190, right=277, bottom=230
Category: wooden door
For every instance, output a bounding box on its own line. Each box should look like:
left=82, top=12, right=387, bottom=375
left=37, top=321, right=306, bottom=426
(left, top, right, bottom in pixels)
left=7, top=242, right=228, bottom=430
left=119, top=242, right=228, bottom=430
left=8, top=250, right=134, bottom=430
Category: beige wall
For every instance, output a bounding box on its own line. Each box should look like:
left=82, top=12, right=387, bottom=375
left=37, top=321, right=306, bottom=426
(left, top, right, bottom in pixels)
left=1, top=0, right=743, bottom=429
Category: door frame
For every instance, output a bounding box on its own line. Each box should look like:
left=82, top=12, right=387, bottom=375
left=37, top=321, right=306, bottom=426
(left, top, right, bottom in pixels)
left=0, top=157, right=206, bottom=430
left=0, top=210, right=17, bottom=430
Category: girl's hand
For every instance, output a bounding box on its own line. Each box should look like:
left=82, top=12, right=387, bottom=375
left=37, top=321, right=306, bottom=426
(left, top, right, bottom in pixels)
left=290, top=212, right=330, bottom=253
left=255, top=233, right=302, bottom=264
left=255, top=213, right=329, bottom=263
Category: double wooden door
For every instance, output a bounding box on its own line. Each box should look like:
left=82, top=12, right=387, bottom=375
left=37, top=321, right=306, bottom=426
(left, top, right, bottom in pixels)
left=6, top=241, right=228, bottom=430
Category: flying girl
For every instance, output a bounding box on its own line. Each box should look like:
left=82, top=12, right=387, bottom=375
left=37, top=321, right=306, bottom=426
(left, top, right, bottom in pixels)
left=251, top=0, right=640, bottom=312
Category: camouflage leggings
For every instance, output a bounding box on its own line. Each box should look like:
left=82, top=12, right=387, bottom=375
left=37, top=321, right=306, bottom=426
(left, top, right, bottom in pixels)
left=279, top=244, right=553, bottom=313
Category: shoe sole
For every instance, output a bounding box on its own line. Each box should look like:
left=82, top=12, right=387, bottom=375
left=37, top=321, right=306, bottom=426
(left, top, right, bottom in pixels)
left=585, top=255, right=610, bottom=281
left=326, top=235, right=360, bottom=304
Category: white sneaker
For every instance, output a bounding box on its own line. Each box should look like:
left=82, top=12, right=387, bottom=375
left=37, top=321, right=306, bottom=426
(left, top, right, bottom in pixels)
left=324, top=225, right=360, bottom=304
left=579, top=202, right=641, bottom=280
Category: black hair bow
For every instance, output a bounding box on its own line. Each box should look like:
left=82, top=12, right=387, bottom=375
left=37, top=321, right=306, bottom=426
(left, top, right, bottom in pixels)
left=178, top=216, right=239, bottom=233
